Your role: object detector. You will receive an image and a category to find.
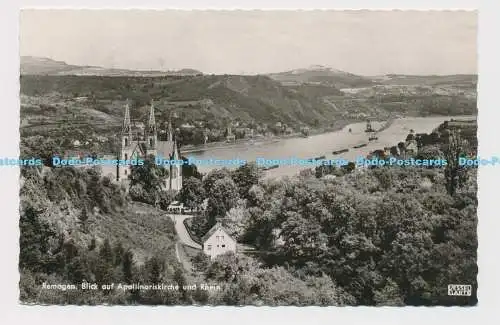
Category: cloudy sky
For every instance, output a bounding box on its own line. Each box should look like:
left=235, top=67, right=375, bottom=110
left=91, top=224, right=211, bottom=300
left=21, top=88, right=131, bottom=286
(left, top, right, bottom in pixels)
left=20, top=10, right=477, bottom=75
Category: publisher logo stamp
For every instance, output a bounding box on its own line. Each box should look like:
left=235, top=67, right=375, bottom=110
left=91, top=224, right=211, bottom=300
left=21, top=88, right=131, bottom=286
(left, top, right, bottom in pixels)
left=448, top=284, right=472, bottom=296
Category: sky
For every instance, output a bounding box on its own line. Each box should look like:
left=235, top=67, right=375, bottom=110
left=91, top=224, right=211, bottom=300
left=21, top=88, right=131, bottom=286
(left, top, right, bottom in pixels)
left=19, top=10, right=477, bottom=75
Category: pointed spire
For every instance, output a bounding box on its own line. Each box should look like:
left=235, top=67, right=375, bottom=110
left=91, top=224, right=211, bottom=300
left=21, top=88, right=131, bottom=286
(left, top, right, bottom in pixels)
left=148, top=100, right=156, bottom=133
left=122, top=100, right=132, bottom=137
left=172, top=139, right=179, bottom=159
left=168, top=111, right=174, bottom=142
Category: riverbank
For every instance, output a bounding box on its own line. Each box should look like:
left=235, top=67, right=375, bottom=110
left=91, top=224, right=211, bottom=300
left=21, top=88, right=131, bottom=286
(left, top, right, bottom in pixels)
left=187, top=115, right=476, bottom=179
left=180, top=114, right=461, bottom=156
left=180, top=119, right=361, bottom=154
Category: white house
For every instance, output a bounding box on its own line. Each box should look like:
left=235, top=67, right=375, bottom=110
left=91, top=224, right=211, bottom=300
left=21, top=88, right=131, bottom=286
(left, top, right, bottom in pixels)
left=201, top=223, right=237, bottom=259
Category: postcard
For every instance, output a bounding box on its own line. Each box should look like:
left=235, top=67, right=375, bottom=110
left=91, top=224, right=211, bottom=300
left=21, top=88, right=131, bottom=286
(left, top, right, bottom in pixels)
left=18, top=9, right=477, bottom=306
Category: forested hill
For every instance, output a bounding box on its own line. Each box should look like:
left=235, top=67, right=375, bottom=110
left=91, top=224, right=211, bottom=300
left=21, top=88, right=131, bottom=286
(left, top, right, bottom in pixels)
left=19, top=165, right=185, bottom=304
left=20, top=74, right=344, bottom=127
left=268, top=65, right=378, bottom=88
left=20, top=73, right=477, bottom=142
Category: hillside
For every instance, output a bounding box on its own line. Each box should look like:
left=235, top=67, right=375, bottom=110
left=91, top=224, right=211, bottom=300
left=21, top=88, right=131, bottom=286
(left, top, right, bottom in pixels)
left=20, top=56, right=203, bottom=76
left=20, top=166, right=178, bottom=264
left=21, top=56, right=83, bottom=75
left=18, top=164, right=198, bottom=304
left=268, top=65, right=378, bottom=88
left=374, top=74, right=478, bottom=87
left=20, top=74, right=347, bottom=132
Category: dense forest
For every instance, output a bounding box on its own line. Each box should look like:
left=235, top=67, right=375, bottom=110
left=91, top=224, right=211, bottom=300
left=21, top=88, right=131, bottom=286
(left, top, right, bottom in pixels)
left=19, top=120, right=477, bottom=305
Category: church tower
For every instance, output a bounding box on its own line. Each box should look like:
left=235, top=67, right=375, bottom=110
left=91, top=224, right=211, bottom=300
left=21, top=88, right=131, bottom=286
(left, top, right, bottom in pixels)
left=169, top=137, right=183, bottom=192
left=167, top=113, right=174, bottom=142
left=164, top=113, right=182, bottom=192
left=119, top=101, right=135, bottom=181
left=146, top=100, right=157, bottom=156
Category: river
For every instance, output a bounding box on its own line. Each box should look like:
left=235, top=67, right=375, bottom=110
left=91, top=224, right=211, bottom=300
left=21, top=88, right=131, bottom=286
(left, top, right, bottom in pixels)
left=183, top=115, right=476, bottom=179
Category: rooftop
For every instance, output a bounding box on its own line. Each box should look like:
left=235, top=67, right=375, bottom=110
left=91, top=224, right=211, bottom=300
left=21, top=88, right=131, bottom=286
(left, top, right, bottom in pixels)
left=201, top=222, right=235, bottom=243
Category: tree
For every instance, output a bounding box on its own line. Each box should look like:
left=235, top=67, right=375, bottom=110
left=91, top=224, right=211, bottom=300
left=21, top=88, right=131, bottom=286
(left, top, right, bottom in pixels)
left=20, top=135, right=61, bottom=167
left=206, top=177, right=240, bottom=226
left=417, top=145, right=444, bottom=163
left=280, top=212, right=328, bottom=266
left=397, top=142, right=406, bottom=154
left=158, top=190, right=177, bottom=211
left=179, top=177, right=205, bottom=209
left=129, top=157, right=170, bottom=205
left=99, top=239, right=114, bottom=264
left=174, top=267, right=187, bottom=297
left=146, top=255, right=165, bottom=283
left=406, top=133, right=415, bottom=142
left=181, top=155, right=202, bottom=179
left=192, top=251, right=211, bottom=272
left=342, top=162, right=356, bottom=173
left=373, top=168, right=394, bottom=190
left=113, top=242, right=125, bottom=266
left=224, top=206, right=250, bottom=240
left=129, top=157, right=168, bottom=192
left=96, top=239, right=115, bottom=284
left=373, top=279, right=405, bottom=306
left=88, top=237, right=97, bottom=251
left=371, top=149, right=387, bottom=161
left=202, top=168, right=232, bottom=193
left=247, top=184, right=265, bottom=207
left=19, top=204, right=56, bottom=273
left=78, top=208, right=90, bottom=232
left=122, top=250, right=135, bottom=283
left=444, top=131, right=468, bottom=196
left=390, top=146, right=399, bottom=157
left=231, top=162, right=262, bottom=199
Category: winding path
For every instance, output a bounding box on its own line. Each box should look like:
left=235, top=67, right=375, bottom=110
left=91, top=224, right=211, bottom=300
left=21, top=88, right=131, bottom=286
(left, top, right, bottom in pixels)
left=168, top=214, right=202, bottom=250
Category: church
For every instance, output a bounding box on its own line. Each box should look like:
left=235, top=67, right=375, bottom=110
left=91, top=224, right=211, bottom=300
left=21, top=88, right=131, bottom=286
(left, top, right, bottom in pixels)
left=117, top=101, right=182, bottom=192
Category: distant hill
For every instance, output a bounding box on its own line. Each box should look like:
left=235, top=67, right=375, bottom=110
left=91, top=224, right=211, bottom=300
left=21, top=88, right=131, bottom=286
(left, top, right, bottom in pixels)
left=373, top=74, right=478, bottom=86
left=20, top=56, right=82, bottom=75
left=20, top=56, right=203, bottom=76
left=268, top=65, right=379, bottom=88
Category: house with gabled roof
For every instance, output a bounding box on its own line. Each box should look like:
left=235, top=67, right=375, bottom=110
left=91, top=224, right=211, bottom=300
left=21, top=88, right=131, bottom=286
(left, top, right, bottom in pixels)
left=201, top=223, right=237, bottom=259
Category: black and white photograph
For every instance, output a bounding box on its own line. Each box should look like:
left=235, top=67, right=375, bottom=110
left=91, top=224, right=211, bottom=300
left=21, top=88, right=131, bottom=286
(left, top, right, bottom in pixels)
left=18, top=9, right=478, bottom=306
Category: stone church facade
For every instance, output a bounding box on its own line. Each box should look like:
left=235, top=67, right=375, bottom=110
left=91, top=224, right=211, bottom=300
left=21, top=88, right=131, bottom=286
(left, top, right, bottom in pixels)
left=117, top=101, right=182, bottom=192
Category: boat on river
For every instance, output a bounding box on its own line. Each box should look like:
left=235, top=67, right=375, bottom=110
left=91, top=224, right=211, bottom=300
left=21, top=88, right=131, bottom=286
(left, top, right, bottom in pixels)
left=263, top=164, right=279, bottom=171
left=332, top=148, right=349, bottom=155
left=368, top=133, right=378, bottom=141
left=353, top=143, right=368, bottom=149
left=365, top=120, right=375, bottom=133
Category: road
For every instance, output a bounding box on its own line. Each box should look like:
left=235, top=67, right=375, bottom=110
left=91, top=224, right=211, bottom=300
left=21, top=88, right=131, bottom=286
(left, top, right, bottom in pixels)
left=168, top=214, right=202, bottom=250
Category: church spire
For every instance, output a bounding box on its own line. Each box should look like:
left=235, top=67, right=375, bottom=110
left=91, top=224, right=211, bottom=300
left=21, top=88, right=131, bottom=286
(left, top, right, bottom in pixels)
left=122, top=100, right=132, bottom=138
left=146, top=100, right=157, bottom=153
left=172, top=136, right=180, bottom=158
left=148, top=100, right=156, bottom=134
left=167, top=111, right=174, bottom=142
